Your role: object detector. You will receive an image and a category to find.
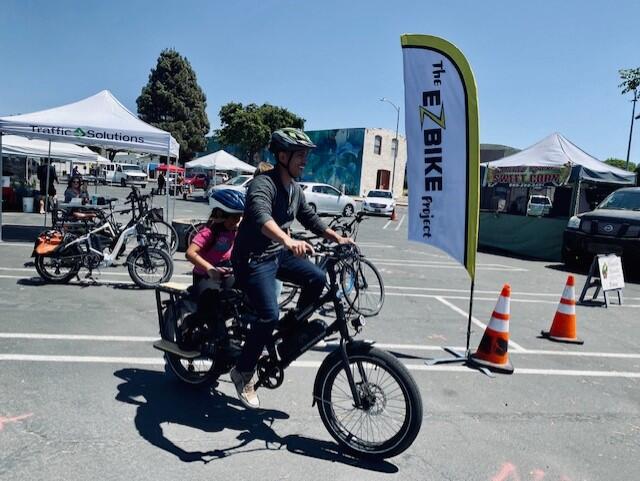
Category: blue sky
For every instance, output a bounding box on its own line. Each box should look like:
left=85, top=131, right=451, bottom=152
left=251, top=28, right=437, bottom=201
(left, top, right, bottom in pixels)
left=1, top=0, right=639, bottom=162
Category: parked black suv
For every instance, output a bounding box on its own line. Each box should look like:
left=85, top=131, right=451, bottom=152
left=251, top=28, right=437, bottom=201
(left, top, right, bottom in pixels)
left=562, top=187, right=640, bottom=268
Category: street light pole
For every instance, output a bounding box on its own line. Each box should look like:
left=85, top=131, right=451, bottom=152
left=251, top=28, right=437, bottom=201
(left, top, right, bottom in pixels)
left=379, top=97, right=400, bottom=194
left=625, top=89, right=638, bottom=171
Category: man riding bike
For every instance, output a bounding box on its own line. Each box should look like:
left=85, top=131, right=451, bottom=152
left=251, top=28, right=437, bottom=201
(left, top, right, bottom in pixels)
left=230, top=128, right=353, bottom=409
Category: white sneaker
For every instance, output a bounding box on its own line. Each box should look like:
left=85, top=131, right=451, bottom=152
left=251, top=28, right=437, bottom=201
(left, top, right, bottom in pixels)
left=230, top=367, right=260, bottom=409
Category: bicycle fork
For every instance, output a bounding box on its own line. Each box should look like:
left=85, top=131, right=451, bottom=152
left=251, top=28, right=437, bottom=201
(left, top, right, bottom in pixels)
left=334, top=300, right=365, bottom=409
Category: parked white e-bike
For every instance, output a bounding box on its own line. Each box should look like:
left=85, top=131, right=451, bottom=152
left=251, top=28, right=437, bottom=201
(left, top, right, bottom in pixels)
left=33, top=214, right=173, bottom=289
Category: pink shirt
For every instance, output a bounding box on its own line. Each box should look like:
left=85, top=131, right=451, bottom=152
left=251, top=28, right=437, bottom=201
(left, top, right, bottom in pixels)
left=191, top=226, right=236, bottom=276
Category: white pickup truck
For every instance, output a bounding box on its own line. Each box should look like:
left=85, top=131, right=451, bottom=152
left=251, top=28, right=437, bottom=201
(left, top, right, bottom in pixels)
left=103, top=163, right=147, bottom=188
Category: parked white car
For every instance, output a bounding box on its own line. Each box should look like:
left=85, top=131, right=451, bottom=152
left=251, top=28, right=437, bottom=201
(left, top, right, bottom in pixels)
left=208, top=175, right=253, bottom=207
left=299, top=182, right=356, bottom=216
left=362, top=189, right=396, bottom=216
left=102, top=163, right=147, bottom=188
left=526, top=195, right=552, bottom=216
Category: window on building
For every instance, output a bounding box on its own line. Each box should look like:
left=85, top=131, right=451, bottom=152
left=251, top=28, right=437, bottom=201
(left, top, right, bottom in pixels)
left=391, top=138, right=398, bottom=157
left=374, top=135, right=382, bottom=155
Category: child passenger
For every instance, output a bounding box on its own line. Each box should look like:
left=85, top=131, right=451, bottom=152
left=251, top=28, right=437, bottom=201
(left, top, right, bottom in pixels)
left=185, top=189, right=245, bottom=287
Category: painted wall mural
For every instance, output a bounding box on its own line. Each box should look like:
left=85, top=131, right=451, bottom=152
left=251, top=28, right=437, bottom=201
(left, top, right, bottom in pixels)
left=303, top=128, right=364, bottom=196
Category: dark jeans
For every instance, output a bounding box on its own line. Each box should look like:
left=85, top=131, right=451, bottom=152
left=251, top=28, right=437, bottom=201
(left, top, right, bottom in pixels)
left=232, top=249, right=326, bottom=374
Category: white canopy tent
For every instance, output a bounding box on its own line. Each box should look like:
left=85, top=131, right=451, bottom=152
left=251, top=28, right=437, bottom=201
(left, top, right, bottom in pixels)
left=0, top=90, right=180, bottom=240
left=1, top=135, right=98, bottom=161
left=186, top=149, right=255, bottom=173
left=482, top=132, right=635, bottom=184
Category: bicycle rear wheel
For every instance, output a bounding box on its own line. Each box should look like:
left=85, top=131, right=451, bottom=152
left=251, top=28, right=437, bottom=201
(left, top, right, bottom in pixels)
left=160, top=301, right=216, bottom=385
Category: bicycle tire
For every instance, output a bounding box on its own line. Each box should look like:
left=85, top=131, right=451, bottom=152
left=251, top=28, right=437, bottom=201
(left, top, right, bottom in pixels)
left=340, top=257, right=385, bottom=317
left=278, top=282, right=299, bottom=309
left=148, top=219, right=178, bottom=254
left=34, top=252, right=81, bottom=284
left=315, top=344, right=423, bottom=459
left=160, top=301, right=217, bottom=385
left=186, top=222, right=207, bottom=247
left=127, top=247, right=173, bottom=288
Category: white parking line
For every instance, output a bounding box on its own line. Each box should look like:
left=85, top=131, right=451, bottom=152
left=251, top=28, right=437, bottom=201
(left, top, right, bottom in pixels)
left=382, top=219, right=392, bottom=230
left=357, top=242, right=396, bottom=248
left=1, top=354, right=638, bottom=378
left=371, top=258, right=521, bottom=268
left=384, top=292, right=640, bottom=307
left=0, top=242, right=34, bottom=247
left=0, top=333, right=158, bottom=342
left=394, top=215, right=406, bottom=231
left=377, top=263, right=527, bottom=272
left=386, top=285, right=640, bottom=301
left=0, top=267, right=192, bottom=279
left=2, top=333, right=639, bottom=360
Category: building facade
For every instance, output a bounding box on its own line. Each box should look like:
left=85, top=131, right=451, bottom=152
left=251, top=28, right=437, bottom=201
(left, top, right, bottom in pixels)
left=303, top=128, right=406, bottom=196
left=201, top=128, right=407, bottom=197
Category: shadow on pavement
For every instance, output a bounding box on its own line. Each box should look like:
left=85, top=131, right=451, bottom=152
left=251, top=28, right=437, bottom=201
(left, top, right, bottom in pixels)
left=113, top=368, right=398, bottom=472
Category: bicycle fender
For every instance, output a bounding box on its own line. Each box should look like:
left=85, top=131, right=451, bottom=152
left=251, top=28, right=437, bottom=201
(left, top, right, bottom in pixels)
left=125, top=246, right=146, bottom=264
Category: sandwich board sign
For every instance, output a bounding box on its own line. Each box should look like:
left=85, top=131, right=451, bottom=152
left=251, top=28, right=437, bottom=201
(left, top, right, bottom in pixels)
left=579, top=254, right=624, bottom=307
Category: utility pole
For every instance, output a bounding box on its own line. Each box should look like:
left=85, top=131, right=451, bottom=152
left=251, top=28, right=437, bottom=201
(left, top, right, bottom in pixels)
left=379, top=97, right=400, bottom=194
left=625, top=90, right=638, bottom=170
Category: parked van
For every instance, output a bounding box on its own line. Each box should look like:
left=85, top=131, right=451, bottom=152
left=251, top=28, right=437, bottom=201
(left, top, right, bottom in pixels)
left=102, top=163, right=147, bottom=188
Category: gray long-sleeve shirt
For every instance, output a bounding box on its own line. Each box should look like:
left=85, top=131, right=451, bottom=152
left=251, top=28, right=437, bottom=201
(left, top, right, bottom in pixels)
left=232, top=169, right=327, bottom=260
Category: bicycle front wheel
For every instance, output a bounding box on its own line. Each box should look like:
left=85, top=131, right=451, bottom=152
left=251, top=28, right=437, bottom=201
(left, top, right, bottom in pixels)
left=315, top=344, right=423, bottom=459
left=127, top=247, right=173, bottom=288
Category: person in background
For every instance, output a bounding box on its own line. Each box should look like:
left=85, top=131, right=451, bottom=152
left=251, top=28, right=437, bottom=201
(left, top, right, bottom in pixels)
left=176, top=173, right=184, bottom=196
left=37, top=161, right=58, bottom=214
left=254, top=161, right=274, bottom=177
left=80, top=179, right=90, bottom=204
left=64, top=175, right=85, bottom=203
left=71, top=165, right=81, bottom=178
left=157, top=172, right=166, bottom=195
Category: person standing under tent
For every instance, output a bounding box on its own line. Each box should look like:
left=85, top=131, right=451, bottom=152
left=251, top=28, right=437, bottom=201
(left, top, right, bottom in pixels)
left=37, top=161, right=58, bottom=214
left=157, top=171, right=166, bottom=195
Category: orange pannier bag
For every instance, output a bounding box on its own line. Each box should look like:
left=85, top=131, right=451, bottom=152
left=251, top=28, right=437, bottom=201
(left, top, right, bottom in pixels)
left=34, top=230, right=64, bottom=255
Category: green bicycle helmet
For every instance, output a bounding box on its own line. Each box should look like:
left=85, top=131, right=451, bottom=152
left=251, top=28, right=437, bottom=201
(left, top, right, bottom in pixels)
left=269, top=128, right=317, bottom=154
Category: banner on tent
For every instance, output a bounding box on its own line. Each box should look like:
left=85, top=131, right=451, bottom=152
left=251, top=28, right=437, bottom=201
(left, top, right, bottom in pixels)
left=486, top=163, right=572, bottom=187
left=402, top=34, right=480, bottom=279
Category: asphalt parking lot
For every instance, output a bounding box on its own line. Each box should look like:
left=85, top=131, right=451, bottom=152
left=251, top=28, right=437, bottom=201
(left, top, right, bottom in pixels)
left=1, top=185, right=639, bottom=481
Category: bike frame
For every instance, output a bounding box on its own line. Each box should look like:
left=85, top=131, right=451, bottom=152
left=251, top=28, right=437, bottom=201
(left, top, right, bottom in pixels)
left=264, top=249, right=367, bottom=406
left=62, top=221, right=139, bottom=267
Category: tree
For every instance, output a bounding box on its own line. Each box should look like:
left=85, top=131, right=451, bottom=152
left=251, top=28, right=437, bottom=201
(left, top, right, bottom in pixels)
left=604, top=157, right=636, bottom=172
left=137, top=49, right=209, bottom=162
left=618, top=67, right=640, bottom=169
left=217, top=102, right=304, bottom=163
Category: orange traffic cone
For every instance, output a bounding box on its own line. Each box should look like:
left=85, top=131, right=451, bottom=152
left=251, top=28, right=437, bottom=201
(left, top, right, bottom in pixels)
left=470, top=284, right=514, bottom=374
left=541, top=275, right=583, bottom=344
left=390, top=208, right=397, bottom=221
